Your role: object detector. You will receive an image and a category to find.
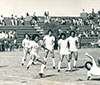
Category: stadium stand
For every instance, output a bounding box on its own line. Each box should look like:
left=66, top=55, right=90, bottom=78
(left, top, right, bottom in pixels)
left=0, top=13, right=100, bottom=51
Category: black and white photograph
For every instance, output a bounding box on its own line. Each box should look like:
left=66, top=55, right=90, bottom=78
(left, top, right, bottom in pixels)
left=0, top=0, right=100, bottom=85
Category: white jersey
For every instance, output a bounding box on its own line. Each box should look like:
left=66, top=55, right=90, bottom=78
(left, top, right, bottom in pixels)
left=29, top=41, right=40, bottom=54
left=58, top=39, right=70, bottom=55
left=88, top=58, right=100, bottom=76
left=22, top=39, right=30, bottom=48
left=67, top=36, right=78, bottom=52
left=43, top=35, right=55, bottom=51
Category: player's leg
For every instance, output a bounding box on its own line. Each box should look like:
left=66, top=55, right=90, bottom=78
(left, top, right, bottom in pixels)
left=38, top=58, right=46, bottom=78
left=58, top=55, right=64, bottom=72
left=73, top=51, right=78, bottom=68
left=44, top=50, right=49, bottom=64
left=87, top=71, right=92, bottom=80
left=22, top=49, right=27, bottom=65
left=67, top=54, right=72, bottom=71
left=51, top=50, right=56, bottom=69
left=27, top=55, right=36, bottom=69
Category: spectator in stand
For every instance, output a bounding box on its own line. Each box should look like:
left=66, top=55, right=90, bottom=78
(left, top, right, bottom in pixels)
left=30, top=12, right=38, bottom=27
left=82, top=31, right=88, bottom=37
left=8, top=30, right=14, bottom=39
left=44, top=11, right=50, bottom=23
left=11, top=14, right=15, bottom=26
left=95, top=29, right=99, bottom=37
left=79, top=18, right=84, bottom=25
left=70, top=24, right=74, bottom=31
left=20, top=16, right=25, bottom=25
left=15, top=15, right=19, bottom=26
left=12, top=30, right=18, bottom=51
left=57, top=28, right=64, bottom=39
left=3, top=31, right=9, bottom=51
left=97, top=37, right=100, bottom=48
left=90, top=30, right=95, bottom=37
left=26, top=12, right=29, bottom=17
left=0, top=31, right=6, bottom=51
left=0, top=15, right=6, bottom=26
left=61, top=18, right=66, bottom=25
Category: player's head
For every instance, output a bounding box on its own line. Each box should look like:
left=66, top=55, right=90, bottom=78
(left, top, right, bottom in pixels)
left=48, top=30, right=53, bottom=36
left=32, top=34, right=39, bottom=42
left=60, top=33, right=66, bottom=39
left=70, top=31, right=75, bottom=37
left=85, top=61, right=93, bottom=71
left=24, top=33, right=30, bottom=39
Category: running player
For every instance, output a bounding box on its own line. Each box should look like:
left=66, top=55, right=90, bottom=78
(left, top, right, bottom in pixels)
left=21, top=33, right=31, bottom=66
left=85, top=53, right=100, bottom=80
left=67, top=31, right=79, bottom=69
left=26, top=34, right=46, bottom=77
left=43, top=30, right=56, bottom=69
left=57, top=33, right=70, bottom=72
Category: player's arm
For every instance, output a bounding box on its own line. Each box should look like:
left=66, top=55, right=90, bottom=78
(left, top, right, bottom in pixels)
left=85, top=53, right=94, bottom=60
left=38, top=41, right=52, bottom=53
left=57, top=42, right=61, bottom=54
left=76, top=37, right=79, bottom=49
left=67, top=41, right=70, bottom=49
left=85, top=53, right=96, bottom=65
left=22, top=40, right=25, bottom=49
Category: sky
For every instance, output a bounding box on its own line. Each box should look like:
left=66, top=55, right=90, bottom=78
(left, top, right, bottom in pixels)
left=0, top=0, right=100, bottom=17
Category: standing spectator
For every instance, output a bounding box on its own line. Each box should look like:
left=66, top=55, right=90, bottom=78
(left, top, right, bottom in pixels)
left=11, top=14, right=15, bottom=26
left=0, top=15, right=6, bottom=26
left=15, top=15, right=19, bottom=25
left=44, top=11, right=50, bottom=23
left=20, top=16, right=25, bottom=25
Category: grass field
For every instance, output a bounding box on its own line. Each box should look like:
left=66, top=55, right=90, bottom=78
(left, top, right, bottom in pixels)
left=0, top=48, right=100, bottom=85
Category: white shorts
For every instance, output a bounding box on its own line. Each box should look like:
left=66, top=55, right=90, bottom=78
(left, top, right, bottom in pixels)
left=45, top=45, right=54, bottom=52
left=70, top=49, right=78, bottom=52
left=30, top=51, right=40, bottom=58
left=60, top=49, right=70, bottom=55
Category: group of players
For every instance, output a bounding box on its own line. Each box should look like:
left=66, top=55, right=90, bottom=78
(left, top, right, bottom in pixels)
left=21, top=29, right=79, bottom=78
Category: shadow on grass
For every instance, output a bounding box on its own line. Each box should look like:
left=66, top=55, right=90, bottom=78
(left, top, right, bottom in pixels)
left=66, top=69, right=79, bottom=72
left=34, top=74, right=56, bottom=79
left=43, top=74, right=56, bottom=78
left=76, top=65, right=85, bottom=69
left=91, top=78, right=100, bottom=81
left=60, top=66, right=67, bottom=69
left=0, top=65, right=8, bottom=68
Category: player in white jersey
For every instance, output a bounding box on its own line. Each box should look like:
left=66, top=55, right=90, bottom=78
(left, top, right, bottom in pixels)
left=67, top=31, right=79, bottom=69
left=57, top=33, right=70, bottom=72
left=26, top=34, right=46, bottom=78
left=21, top=33, right=31, bottom=65
left=43, top=30, right=56, bottom=69
left=85, top=53, right=100, bottom=80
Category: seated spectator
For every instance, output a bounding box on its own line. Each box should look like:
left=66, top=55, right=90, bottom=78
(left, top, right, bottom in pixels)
left=90, top=30, right=95, bottom=37
left=8, top=30, right=14, bottom=39
left=82, top=31, right=88, bottom=37
left=0, top=31, right=7, bottom=51
left=97, top=37, right=100, bottom=47
left=61, top=18, right=66, bottom=25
